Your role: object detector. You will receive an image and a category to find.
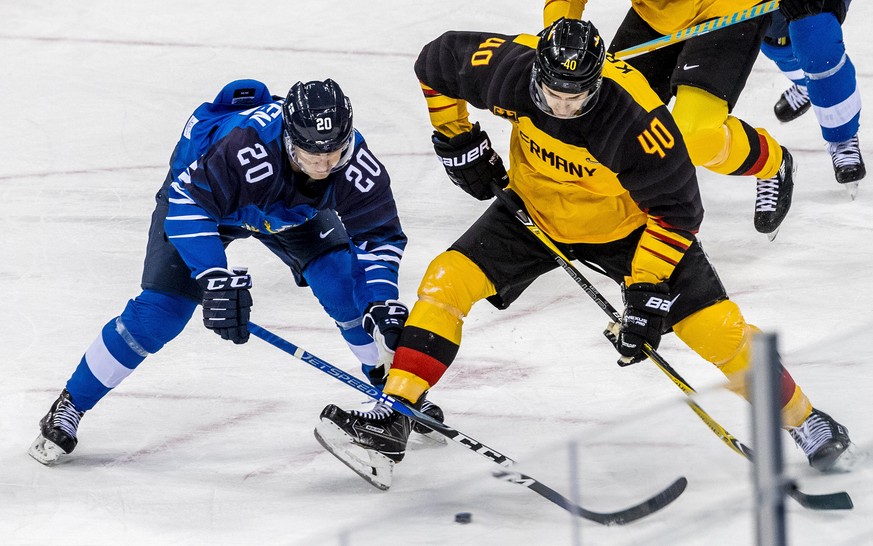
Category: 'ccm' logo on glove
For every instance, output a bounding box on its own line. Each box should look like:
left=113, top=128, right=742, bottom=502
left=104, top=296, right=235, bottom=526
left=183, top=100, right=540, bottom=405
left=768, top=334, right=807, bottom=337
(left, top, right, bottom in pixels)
left=202, top=274, right=252, bottom=291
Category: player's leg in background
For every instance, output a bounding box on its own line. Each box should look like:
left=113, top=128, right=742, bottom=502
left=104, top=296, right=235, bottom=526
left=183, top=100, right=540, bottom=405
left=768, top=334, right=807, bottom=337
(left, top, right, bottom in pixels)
left=790, top=4, right=864, bottom=186
left=761, top=12, right=812, bottom=122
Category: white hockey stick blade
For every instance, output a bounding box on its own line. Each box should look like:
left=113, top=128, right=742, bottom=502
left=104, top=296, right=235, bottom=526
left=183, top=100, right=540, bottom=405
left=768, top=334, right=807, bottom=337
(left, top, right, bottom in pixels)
left=28, top=434, right=67, bottom=465
left=314, top=419, right=394, bottom=490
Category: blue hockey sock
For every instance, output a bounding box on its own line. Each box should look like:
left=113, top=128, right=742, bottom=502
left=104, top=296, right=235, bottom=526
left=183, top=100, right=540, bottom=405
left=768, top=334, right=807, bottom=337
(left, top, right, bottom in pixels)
left=790, top=13, right=860, bottom=142
left=65, top=290, right=195, bottom=411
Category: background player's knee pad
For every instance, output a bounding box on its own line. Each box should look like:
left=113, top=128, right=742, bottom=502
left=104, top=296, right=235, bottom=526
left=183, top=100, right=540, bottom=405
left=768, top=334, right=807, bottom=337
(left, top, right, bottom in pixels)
left=119, top=289, right=197, bottom=354
left=671, top=86, right=730, bottom=167
left=790, top=13, right=846, bottom=74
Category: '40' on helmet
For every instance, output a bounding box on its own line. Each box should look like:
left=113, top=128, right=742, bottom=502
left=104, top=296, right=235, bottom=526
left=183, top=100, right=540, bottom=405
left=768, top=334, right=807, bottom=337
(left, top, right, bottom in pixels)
left=282, top=79, right=355, bottom=172
left=530, top=18, right=606, bottom=118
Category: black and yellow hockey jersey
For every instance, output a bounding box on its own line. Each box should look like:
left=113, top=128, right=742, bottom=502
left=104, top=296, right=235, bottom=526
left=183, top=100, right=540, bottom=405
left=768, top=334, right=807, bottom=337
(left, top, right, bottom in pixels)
left=415, top=30, right=703, bottom=284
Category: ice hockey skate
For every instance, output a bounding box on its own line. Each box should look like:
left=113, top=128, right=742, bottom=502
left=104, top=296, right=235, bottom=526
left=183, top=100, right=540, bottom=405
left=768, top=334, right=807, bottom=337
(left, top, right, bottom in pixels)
left=754, top=147, right=795, bottom=241
left=315, top=401, right=411, bottom=490
left=828, top=135, right=865, bottom=199
left=409, top=395, right=447, bottom=446
left=774, top=84, right=811, bottom=123
left=789, top=409, right=853, bottom=472
left=28, top=389, right=84, bottom=465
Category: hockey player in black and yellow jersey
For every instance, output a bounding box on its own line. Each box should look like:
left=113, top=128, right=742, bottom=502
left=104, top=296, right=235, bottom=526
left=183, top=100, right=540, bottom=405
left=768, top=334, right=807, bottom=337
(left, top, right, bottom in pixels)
left=316, top=18, right=851, bottom=489
left=545, top=0, right=795, bottom=238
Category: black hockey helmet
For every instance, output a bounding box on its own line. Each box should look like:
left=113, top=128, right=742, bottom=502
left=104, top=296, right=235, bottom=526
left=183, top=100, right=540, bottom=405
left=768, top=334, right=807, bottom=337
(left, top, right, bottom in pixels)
left=282, top=79, right=354, bottom=171
left=530, top=18, right=605, bottom=118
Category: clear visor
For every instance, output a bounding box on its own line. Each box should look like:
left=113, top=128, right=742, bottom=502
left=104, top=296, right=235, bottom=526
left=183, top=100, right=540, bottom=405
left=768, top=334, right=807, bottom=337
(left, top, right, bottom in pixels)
left=531, top=77, right=600, bottom=119
left=284, top=131, right=354, bottom=179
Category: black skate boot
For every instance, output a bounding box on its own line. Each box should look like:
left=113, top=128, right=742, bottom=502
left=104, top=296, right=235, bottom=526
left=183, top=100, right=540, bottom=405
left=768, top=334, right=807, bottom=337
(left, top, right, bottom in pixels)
left=828, top=135, right=865, bottom=199
left=28, top=389, right=85, bottom=465
left=774, top=84, right=811, bottom=122
left=789, top=409, right=852, bottom=472
left=315, top=401, right=411, bottom=490
left=411, top=394, right=444, bottom=435
left=754, top=147, right=795, bottom=240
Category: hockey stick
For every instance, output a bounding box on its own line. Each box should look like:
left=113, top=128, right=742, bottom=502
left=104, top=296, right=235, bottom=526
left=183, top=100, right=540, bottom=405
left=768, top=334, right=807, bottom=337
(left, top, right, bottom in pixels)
left=490, top=187, right=853, bottom=511
left=248, top=322, right=687, bottom=525
left=613, top=1, right=780, bottom=60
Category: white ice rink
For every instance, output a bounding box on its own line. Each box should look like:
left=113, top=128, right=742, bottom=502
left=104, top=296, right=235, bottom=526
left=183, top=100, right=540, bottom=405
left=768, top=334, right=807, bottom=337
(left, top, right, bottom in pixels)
left=2, top=1, right=872, bottom=544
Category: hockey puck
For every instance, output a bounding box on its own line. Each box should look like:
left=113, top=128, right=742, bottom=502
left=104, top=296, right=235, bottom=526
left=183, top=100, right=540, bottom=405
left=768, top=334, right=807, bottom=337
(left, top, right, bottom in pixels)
left=454, top=512, right=472, bottom=524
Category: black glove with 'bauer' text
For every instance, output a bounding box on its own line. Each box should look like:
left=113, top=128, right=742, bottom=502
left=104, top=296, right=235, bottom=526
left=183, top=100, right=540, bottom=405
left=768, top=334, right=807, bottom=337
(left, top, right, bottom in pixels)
left=607, top=282, right=672, bottom=366
left=432, top=122, right=509, bottom=200
left=197, top=267, right=253, bottom=344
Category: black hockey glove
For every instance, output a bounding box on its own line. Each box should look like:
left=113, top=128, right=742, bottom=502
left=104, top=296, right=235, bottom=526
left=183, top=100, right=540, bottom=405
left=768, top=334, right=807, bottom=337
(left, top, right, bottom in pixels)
left=606, top=282, right=672, bottom=367
left=779, top=0, right=846, bottom=22
left=432, top=122, right=509, bottom=201
left=196, top=267, right=253, bottom=345
left=362, top=300, right=409, bottom=385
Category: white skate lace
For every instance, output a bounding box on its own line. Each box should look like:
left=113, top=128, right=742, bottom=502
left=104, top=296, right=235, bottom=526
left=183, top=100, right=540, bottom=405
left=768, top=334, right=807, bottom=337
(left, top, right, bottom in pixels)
left=783, top=84, right=809, bottom=111
left=51, top=398, right=83, bottom=439
left=827, top=135, right=862, bottom=169
left=755, top=180, right=780, bottom=212
left=789, top=413, right=835, bottom=457
left=350, top=402, right=393, bottom=420
left=755, top=160, right=786, bottom=212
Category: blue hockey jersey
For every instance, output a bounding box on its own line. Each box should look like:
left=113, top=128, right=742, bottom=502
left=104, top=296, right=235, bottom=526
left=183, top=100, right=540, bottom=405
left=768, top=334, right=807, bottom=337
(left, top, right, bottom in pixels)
left=164, top=79, right=406, bottom=307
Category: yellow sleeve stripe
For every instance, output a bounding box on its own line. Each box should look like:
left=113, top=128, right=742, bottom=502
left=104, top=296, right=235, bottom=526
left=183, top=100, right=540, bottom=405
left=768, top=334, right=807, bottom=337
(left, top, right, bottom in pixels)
left=645, top=225, right=692, bottom=252
left=639, top=243, right=681, bottom=267
left=629, top=221, right=694, bottom=284
left=420, top=83, right=473, bottom=137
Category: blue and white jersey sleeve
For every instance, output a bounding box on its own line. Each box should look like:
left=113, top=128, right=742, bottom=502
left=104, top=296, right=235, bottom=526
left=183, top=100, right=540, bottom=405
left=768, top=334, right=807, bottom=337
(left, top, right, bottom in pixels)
left=164, top=174, right=226, bottom=277
left=165, top=123, right=288, bottom=278
left=333, top=136, right=408, bottom=308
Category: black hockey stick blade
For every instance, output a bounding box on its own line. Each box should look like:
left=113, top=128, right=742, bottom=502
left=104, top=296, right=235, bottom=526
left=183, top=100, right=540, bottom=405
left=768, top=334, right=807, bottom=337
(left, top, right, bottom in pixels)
left=788, top=484, right=853, bottom=510
left=250, top=323, right=688, bottom=522
left=493, top=471, right=687, bottom=526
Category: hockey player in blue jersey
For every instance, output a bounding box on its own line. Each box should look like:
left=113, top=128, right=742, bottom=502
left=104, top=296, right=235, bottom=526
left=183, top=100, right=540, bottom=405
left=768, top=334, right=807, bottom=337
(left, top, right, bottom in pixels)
left=762, top=0, right=865, bottom=196
left=29, top=78, right=440, bottom=465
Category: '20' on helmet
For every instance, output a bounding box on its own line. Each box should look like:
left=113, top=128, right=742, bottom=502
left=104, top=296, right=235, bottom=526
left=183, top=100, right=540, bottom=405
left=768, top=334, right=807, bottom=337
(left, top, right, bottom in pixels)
left=282, top=79, right=355, bottom=173
left=530, top=18, right=606, bottom=118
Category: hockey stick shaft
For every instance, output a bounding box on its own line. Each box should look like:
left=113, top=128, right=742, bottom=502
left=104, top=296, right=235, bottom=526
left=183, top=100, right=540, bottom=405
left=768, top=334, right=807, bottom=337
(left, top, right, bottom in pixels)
left=490, top=188, right=852, bottom=510
left=248, top=322, right=687, bottom=524
left=613, top=1, right=779, bottom=60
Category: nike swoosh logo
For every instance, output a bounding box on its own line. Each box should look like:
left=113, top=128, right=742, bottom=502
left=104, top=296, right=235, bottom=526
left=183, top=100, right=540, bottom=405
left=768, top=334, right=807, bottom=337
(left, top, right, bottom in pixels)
left=683, top=64, right=699, bottom=70
left=319, top=228, right=335, bottom=239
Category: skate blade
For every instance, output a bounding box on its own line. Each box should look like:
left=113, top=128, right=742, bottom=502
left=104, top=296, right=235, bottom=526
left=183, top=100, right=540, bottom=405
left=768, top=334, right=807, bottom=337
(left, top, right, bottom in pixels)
left=28, top=434, right=66, bottom=465
left=766, top=228, right=780, bottom=242
left=829, top=442, right=865, bottom=473
left=314, top=420, right=394, bottom=490
left=842, top=181, right=859, bottom=200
